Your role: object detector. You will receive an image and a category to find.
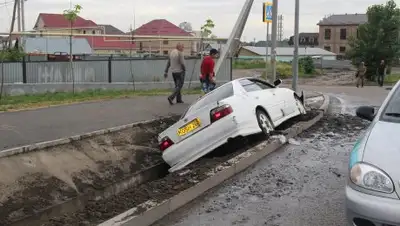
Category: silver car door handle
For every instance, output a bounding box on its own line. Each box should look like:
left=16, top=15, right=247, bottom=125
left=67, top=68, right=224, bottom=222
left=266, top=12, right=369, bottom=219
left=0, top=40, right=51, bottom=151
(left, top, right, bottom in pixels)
left=255, top=96, right=259, bottom=99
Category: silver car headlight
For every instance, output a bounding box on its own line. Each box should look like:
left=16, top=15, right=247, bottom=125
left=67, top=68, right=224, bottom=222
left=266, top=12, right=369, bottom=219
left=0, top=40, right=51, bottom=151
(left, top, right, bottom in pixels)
left=350, top=163, right=394, bottom=193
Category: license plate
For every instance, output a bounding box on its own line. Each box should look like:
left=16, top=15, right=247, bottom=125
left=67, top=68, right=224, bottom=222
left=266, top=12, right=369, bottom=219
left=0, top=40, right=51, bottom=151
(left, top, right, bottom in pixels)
left=177, top=118, right=201, bottom=136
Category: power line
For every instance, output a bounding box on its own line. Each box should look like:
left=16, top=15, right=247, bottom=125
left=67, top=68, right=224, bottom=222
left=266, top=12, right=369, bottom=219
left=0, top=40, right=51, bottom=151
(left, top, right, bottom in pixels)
left=0, top=0, right=13, bottom=9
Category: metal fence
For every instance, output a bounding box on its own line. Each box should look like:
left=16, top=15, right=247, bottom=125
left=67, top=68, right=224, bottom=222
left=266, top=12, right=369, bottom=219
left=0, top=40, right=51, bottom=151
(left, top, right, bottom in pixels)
left=1, top=57, right=232, bottom=84
left=313, top=59, right=354, bottom=70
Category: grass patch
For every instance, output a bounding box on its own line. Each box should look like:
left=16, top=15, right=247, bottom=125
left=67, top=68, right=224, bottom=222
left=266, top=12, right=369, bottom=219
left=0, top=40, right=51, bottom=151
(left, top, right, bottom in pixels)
left=233, top=60, right=266, bottom=69
left=0, top=88, right=202, bottom=112
left=385, top=73, right=400, bottom=84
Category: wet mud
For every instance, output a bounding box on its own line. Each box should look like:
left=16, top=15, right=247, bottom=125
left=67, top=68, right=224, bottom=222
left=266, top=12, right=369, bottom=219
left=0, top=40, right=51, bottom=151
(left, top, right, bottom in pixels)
left=0, top=116, right=178, bottom=226
left=37, top=111, right=319, bottom=226
left=152, top=113, right=370, bottom=226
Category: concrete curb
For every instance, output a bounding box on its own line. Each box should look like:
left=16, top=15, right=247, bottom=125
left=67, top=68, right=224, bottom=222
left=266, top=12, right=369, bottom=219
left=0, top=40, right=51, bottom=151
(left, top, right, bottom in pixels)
left=98, top=94, right=330, bottom=226
left=0, top=115, right=177, bottom=158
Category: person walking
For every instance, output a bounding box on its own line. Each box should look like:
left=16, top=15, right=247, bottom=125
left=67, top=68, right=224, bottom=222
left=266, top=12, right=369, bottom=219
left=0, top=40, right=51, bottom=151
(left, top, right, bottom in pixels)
left=376, top=59, right=386, bottom=87
left=356, top=61, right=366, bottom=88
left=200, top=48, right=219, bottom=94
left=164, top=43, right=186, bottom=105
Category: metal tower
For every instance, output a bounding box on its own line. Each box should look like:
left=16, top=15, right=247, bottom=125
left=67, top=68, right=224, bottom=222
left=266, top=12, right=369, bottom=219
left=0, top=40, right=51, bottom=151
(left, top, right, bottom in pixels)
left=278, top=15, right=283, bottom=42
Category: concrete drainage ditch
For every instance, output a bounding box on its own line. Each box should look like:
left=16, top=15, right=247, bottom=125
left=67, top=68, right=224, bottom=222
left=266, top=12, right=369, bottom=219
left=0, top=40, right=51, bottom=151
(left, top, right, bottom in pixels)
left=0, top=95, right=327, bottom=226
left=0, top=116, right=178, bottom=226
left=24, top=111, right=321, bottom=226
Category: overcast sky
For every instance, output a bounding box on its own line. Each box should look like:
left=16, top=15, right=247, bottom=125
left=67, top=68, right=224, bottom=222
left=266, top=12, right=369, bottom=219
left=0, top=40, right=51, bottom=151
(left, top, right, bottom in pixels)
left=0, top=0, right=391, bottom=41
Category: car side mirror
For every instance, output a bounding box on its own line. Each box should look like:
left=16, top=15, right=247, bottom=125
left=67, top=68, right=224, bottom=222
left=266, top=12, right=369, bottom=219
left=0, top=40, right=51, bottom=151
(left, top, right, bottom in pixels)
left=356, top=106, right=375, bottom=121
left=273, top=79, right=282, bottom=87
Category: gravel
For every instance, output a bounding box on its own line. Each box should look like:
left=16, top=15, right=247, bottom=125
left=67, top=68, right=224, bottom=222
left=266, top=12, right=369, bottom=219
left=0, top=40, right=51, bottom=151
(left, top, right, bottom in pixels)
left=151, top=113, right=370, bottom=226
left=37, top=111, right=319, bottom=226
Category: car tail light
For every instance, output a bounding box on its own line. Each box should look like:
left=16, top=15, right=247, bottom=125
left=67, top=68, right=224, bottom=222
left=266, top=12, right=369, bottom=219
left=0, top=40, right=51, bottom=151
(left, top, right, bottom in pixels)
left=159, top=137, right=174, bottom=151
left=210, top=104, right=233, bottom=123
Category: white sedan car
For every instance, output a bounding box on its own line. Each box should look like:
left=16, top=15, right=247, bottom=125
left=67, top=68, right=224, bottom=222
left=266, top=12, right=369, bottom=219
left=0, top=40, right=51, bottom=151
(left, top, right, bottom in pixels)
left=158, top=77, right=307, bottom=172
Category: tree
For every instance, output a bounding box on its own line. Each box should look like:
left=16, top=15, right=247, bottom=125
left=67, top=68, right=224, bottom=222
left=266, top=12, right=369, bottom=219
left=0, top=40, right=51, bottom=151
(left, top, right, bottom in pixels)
left=347, top=0, right=400, bottom=80
left=200, top=18, right=215, bottom=53
left=63, top=4, right=82, bottom=94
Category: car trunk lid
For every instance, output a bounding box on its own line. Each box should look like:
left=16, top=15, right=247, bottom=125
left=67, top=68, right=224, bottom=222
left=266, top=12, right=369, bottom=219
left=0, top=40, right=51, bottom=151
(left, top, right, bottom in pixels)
left=159, top=102, right=220, bottom=144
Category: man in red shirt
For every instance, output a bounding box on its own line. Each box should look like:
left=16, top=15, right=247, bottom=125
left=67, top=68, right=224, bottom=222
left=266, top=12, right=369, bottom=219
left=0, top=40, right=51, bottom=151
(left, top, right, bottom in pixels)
left=200, top=48, right=218, bottom=94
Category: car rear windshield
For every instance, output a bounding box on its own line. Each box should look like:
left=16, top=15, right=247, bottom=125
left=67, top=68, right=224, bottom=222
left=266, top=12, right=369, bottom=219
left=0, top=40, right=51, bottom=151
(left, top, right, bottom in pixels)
left=182, top=83, right=234, bottom=117
left=380, top=84, right=400, bottom=123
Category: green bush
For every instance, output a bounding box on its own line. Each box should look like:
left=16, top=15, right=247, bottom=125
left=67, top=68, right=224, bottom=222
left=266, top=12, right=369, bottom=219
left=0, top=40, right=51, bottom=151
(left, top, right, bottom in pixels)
left=276, top=62, right=292, bottom=78
left=233, top=60, right=265, bottom=69
left=299, top=56, right=315, bottom=74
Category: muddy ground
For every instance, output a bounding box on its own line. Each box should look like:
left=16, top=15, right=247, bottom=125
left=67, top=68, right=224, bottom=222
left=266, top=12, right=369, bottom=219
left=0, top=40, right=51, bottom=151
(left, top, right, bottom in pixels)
left=154, top=113, right=370, bottom=226
left=0, top=116, right=178, bottom=226
left=37, top=110, right=320, bottom=226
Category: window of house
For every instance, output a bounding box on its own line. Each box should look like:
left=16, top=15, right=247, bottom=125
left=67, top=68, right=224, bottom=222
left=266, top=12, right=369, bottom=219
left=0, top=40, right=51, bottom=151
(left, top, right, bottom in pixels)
left=83, top=30, right=86, bottom=34
left=139, top=42, right=143, bottom=50
left=340, top=46, right=346, bottom=53
left=163, top=40, right=168, bottom=45
left=356, top=28, right=359, bottom=38
left=340, top=28, right=347, bottom=40
left=163, top=50, right=168, bottom=55
left=324, top=29, right=331, bottom=40
left=324, top=46, right=331, bottom=51
left=92, top=30, right=95, bottom=34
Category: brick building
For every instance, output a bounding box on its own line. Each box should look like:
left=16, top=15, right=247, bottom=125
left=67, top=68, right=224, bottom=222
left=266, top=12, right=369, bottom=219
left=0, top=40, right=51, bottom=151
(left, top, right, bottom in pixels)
left=317, top=14, right=367, bottom=56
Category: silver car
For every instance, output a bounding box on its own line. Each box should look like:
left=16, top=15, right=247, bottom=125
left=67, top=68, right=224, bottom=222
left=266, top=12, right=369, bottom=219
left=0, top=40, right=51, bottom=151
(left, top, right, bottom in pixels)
left=346, top=80, right=400, bottom=226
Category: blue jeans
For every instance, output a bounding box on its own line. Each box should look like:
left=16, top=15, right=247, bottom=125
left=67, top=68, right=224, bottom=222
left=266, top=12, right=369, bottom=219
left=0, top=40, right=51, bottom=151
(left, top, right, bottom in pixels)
left=201, top=78, right=216, bottom=93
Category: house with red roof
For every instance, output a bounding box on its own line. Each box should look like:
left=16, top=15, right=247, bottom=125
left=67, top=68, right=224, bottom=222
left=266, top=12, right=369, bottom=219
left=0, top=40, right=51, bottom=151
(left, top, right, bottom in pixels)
left=32, top=13, right=135, bottom=55
left=128, top=19, right=193, bottom=55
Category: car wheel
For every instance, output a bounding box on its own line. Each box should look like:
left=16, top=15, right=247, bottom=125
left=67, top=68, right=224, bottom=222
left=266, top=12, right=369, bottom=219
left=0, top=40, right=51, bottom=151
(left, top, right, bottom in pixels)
left=256, top=109, right=273, bottom=136
left=295, top=95, right=307, bottom=114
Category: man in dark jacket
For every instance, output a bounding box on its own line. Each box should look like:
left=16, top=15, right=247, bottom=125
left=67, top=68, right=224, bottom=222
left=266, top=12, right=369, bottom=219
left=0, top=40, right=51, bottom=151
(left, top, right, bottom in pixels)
left=376, top=59, right=386, bottom=87
left=200, top=49, right=218, bottom=94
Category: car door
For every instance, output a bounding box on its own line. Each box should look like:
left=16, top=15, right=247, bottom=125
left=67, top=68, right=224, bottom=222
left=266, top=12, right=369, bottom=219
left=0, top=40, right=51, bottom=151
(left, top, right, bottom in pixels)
left=253, top=79, right=297, bottom=116
left=239, top=79, right=284, bottom=122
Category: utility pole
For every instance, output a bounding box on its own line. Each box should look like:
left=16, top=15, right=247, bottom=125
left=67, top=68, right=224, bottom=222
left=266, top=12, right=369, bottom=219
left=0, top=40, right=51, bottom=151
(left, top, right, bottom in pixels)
left=21, top=0, right=26, bottom=31
left=292, top=0, right=299, bottom=92
left=8, top=0, right=18, bottom=49
left=17, top=0, right=21, bottom=31
left=270, top=0, right=278, bottom=81
left=265, top=22, right=269, bottom=81
left=214, top=0, right=254, bottom=76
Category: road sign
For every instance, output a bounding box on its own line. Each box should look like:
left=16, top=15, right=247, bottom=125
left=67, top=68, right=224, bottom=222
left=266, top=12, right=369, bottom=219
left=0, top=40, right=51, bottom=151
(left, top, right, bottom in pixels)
left=263, top=2, right=273, bottom=23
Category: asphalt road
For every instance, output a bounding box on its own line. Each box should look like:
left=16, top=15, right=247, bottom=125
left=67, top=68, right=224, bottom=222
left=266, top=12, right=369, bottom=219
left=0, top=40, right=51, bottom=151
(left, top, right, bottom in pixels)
left=152, top=92, right=386, bottom=226
left=0, top=89, right=323, bottom=151
left=0, top=85, right=389, bottom=151
left=0, top=95, right=198, bottom=150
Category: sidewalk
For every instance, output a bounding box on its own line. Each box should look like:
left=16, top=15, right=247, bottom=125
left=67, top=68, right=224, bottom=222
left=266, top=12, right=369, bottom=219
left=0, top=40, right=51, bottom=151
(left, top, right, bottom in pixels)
left=0, top=89, right=326, bottom=151
left=0, top=95, right=199, bottom=151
